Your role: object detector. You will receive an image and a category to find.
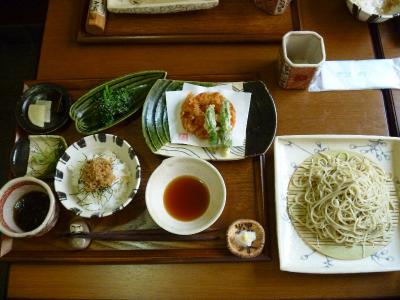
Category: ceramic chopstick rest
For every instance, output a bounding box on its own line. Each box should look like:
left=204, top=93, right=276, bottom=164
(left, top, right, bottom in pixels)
left=68, top=220, right=91, bottom=250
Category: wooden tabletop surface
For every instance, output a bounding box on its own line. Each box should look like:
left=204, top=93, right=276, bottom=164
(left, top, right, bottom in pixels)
left=5, top=0, right=400, bottom=299
left=375, top=19, right=400, bottom=136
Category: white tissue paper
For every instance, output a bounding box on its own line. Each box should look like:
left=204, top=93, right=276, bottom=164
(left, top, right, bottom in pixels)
left=308, top=58, right=400, bottom=92
left=166, top=83, right=252, bottom=147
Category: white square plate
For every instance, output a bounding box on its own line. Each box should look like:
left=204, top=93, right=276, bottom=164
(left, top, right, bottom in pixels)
left=274, top=135, right=400, bottom=273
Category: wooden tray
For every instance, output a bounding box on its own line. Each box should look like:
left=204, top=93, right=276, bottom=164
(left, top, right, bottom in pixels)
left=77, top=0, right=302, bottom=44
left=0, top=75, right=272, bottom=263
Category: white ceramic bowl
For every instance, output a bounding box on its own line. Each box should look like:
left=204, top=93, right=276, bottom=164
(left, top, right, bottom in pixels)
left=146, top=157, right=226, bottom=235
left=0, top=177, right=59, bottom=238
left=346, top=0, right=400, bottom=23
left=54, top=134, right=141, bottom=218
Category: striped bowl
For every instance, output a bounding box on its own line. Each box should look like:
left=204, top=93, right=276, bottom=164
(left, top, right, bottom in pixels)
left=54, top=134, right=141, bottom=218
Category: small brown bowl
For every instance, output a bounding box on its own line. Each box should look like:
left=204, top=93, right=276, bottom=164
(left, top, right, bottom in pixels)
left=226, top=219, right=265, bottom=258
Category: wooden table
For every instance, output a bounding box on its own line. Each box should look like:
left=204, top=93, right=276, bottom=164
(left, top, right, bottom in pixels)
left=5, top=0, right=400, bottom=299
left=374, top=19, right=400, bottom=136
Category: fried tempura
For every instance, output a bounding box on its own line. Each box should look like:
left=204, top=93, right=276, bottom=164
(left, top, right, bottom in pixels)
left=180, top=92, right=236, bottom=139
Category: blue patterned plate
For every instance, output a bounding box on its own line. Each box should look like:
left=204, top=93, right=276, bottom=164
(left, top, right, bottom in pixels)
left=54, top=134, right=141, bottom=218
left=274, top=135, right=400, bottom=273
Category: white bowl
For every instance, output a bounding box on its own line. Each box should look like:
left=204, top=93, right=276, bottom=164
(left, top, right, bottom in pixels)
left=54, top=134, right=141, bottom=218
left=346, top=0, right=400, bottom=23
left=0, top=177, right=59, bottom=238
left=146, top=157, right=226, bottom=235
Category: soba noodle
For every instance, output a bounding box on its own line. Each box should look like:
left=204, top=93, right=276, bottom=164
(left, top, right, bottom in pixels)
left=288, top=151, right=393, bottom=249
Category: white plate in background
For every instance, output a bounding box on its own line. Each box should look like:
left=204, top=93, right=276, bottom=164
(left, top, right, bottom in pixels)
left=274, top=135, right=400, bottom=273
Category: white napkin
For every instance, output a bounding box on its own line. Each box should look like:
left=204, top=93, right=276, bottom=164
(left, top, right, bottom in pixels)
left=308, top=58, right=400, bottom=92
left=166, top=84, right=251, bottom=147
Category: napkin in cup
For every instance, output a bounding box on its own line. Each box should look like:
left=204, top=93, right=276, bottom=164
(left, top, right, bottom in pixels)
left=166, top=83, right=252, bottom=148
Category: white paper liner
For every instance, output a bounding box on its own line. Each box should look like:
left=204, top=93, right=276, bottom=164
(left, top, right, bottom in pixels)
left=166, top=84, right=251, bottom=147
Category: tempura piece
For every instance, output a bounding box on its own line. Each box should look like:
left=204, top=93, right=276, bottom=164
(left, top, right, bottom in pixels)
left=219, top=99, right=233, bottom=155
left=204, top=104, right=218, bottom=148
left=180, top=92, right=236, bottom=139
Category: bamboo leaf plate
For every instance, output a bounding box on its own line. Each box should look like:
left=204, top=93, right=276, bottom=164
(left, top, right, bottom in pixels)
left=70, top=70, right=167, bottom=135
left=142, top=79, right=277, bottom=160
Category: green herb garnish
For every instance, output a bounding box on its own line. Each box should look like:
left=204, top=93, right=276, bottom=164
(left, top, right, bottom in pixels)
left=27, top=136, right=67, bottom=178
left=98, top=85, right=132, bottom=125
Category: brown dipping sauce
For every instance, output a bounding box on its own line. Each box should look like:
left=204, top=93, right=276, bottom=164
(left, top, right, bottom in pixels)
left=13, top=191, right=50, bottom=232
left=163, top=175, right=210, bottom=221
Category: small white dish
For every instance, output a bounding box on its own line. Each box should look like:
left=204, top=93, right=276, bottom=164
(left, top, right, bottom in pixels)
left=146, top=157, right=226, bottom=235
left=274, top=135, right=400, bottom=273
left=0, top=177, right=59, bottom=238
left=54, top=134, right=141, bottom=218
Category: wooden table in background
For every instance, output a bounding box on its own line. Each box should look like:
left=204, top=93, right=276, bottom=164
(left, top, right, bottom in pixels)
left=376, top=19, right=400, bottom=136
left=5, top=0, right=400, bottom=299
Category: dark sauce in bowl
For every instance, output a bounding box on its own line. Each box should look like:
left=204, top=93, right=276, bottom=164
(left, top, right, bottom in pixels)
left=13, top=191, right=50, bottom=232
left=163, top=175, right=210, bottom=221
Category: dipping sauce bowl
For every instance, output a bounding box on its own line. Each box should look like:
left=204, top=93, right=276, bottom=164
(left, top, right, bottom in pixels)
left=0, top=177, right=59, bottom=238
left=146, top=157, right=226, bottom=235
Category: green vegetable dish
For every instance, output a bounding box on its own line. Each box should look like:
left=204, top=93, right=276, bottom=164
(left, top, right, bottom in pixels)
left=219, top=100, right=233, bottom=154
left=203, top=100, right=233, bottom=155
left=27, top=135, right=67, bottom=178
left=204, top=104, right=218, bottom=148
left=70, top=70, right=167, bottom=134
left=98, top=85, right=132, bottom=125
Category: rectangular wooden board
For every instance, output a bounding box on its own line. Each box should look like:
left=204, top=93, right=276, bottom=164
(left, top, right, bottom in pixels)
left=77, top=0, right=301, bottom=43
left=1, top=75, right=271, bottom=263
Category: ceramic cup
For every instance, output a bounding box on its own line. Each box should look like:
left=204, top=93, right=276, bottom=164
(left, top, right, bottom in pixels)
left=0, top=177, right=59, bottom=238
left=254, top=0, right=291, bottom=15
left=278, top=31, right=326, bottom=89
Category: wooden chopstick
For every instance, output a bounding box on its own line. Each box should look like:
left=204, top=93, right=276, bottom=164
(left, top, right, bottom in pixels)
left=63, top=227, right=223, bottom=242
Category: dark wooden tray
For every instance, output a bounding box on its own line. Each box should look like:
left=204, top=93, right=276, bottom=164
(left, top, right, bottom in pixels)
left=77, top=0, right=301, bottom=44
left=0, top=75, right=272, bottom=263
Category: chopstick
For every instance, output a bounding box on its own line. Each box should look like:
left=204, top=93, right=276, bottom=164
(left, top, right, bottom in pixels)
left=63, top=227, right=223, bottom=242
